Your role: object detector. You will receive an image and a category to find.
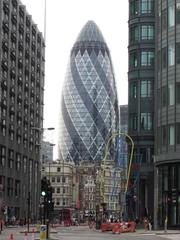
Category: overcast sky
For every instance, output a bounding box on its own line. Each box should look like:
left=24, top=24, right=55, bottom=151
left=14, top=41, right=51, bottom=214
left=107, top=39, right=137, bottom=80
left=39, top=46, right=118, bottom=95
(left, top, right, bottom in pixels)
left=21, top=0, right=129, bottom=157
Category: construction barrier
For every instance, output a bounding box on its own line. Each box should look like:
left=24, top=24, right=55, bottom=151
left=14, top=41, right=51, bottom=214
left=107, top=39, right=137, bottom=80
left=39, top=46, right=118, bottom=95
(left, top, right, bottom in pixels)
left=112, top=223, right=121, bottom=234
left=112, top=221, right=136, bottom=233
left=8, top=233, right=14, bottom=240
left=32, top=228, right=35, bottom=240
left=40, top=225, right=46, bottom=240
left=24, top=230, right=28, bottom=240
left=101, top=222, right=114, bottom=232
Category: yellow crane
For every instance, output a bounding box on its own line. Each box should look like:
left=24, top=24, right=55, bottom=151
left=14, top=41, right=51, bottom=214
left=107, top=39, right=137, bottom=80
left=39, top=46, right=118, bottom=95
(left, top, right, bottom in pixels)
left=100, top=132, right=134, bottom=204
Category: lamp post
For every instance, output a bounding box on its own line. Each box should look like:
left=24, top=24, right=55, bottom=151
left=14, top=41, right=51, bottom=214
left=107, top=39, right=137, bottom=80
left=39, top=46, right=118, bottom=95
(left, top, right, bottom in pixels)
left=28, top=127, right=54, bottom=230
left=27, top=191, right=30, bottom=233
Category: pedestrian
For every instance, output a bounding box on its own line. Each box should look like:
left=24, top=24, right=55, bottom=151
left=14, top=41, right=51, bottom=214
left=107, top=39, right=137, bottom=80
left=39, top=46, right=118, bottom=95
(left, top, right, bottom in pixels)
left=143, top=217, right=149, bottom=231
left=148, top=216, right=153, bottom=230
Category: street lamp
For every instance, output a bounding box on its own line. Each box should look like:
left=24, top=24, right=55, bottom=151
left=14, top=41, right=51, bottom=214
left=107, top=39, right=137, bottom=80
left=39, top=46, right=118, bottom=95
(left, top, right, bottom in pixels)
left=27, top=127, right=55, bottom=232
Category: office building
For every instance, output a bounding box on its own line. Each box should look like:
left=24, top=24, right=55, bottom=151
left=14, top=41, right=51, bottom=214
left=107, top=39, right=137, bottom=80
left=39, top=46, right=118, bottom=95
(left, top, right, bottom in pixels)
left=58, top=21, right=119, bottom=165
left=154, top=0, right=180, bottom=228
left=0, top=0, right=45, bottom=221
left=42, top=141, right=54, bottom=163
left=41, top=160, right=76, bottom=217
left=128, top=0, right=155, bottom=220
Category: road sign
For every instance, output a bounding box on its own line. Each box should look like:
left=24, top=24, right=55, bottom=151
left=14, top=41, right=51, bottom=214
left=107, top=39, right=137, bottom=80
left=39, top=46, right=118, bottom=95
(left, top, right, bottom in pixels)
left=40, top=225, right=46, bottom=240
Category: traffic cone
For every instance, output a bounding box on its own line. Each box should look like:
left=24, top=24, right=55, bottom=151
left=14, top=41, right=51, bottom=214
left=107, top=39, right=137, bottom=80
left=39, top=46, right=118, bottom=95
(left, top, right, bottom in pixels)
left=8, top=234, right=14, bottom=240
left=24, top=230, right=28, bottom=240
left=31, top=228, right=35, bottom=240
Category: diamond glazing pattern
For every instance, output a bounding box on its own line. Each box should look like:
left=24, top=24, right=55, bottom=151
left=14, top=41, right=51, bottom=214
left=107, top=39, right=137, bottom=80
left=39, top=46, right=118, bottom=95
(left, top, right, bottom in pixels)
left=58, top=21, right=119, bottom=165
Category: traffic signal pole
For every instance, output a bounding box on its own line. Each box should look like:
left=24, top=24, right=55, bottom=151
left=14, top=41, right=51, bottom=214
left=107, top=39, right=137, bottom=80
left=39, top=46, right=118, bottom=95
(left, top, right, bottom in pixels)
left=27, top=191, right=30, bottom=233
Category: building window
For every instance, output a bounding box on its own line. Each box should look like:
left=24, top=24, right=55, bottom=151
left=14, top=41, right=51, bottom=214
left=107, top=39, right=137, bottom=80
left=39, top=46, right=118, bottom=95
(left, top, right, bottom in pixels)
left=162, top=9, right=167, bottom=31
left=176, top=123, right=180, bottom=144
left=130, top=113, right=137, bottom=131
left=130, top=51, right=138, bottom=68
left=168, top=124, right=175, bottom=146
left=176, top=82, right=180, bottom=104
left=23, top=157, right=27, bottom=173
left=162, top=47, right=167, bottom=68
left=140, top=80, right=152, bottom=98
left=168, top=83, right=175, bottom=106
left=139, top=148, right=147, bottom=163
left=130, top=25, right=139, bottom=42
left=130, top=82, right=137, bottom=99
left=130, top=0, right=139, bottom=16
left=140, top=112, right=153, bottom=130
left=168, top=5, right=175, bottom=27
left=0, top=146, right=6, bottom=166
left=168, top=44, right=175, bottom=66
left=176, top=3, right=180, bottom=24
left=57, top=167, right=61, bottom=172
left=57, top=187, right=60, bottom=193
left=162, top=125, right=167, bottom=146
left=16, top=153, right=21, bottom=171
left=141, top=0, right=154, bottom=14
left=162, top=86, right=167, bottom=107
left=176, top=43, right=180, bottom=64
left=141, top=51, right=154, bottom=66
left=141, top=25, right=154, bottom=40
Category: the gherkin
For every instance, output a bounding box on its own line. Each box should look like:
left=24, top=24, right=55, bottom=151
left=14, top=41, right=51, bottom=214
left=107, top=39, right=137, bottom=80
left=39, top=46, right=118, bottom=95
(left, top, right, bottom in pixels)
left=58, top=21, right=119, bottom=165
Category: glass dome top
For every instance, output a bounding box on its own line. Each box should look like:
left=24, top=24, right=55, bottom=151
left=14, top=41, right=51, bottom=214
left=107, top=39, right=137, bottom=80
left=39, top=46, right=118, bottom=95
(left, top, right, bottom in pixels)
left=75, top=20, right=106, bottom=43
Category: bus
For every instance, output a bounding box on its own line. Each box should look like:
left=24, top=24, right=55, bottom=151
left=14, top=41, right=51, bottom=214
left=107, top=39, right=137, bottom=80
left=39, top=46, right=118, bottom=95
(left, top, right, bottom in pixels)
left=59, top=208, right=73, bottom=226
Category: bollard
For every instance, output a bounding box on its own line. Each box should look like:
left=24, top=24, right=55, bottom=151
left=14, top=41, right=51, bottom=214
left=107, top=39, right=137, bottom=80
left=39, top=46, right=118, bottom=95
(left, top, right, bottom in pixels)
left=24, top=230, right=28, bottom=240
left=8, top=234, right=14, bottom=240
left=31, top=228, right=35, bottom=240
left=164, top=217, right=168, bottom=233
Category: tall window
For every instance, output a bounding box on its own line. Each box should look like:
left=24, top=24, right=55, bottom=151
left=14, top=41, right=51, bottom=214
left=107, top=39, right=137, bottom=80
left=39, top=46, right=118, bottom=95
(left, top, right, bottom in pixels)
left=168, top=44, right=175, bottom=66
left=168, top=83, right=175, bottom=106
left=162, top=9, right=167, bottom=31
left=157, top=50, right=161, bottom=70
left=168, top=124, right=175, bottom=146
left=130, top=0, right=139, bottom=16
left=130, top=25, right=139, bottom=42
left=130, top=82, right=137, bottom=99
left=168, top=5, right=175, bottom=27
left=176, top=123, right=180, bottom=144
left=130, top=51, right=138, bottom=68
left=162, top=86, right=167, bottom=107
left=162, top=125, right=167, bottom=146
left=130, top=113, right=137, bottom=131
left=176, top=42, right=180, bottom=64
left=176, top=82, right=180, bottom=104
left=141, top=51, right=154, bottom=66
left=139, top=148, right=147, bottom=163
left=140, top=112, right=153, bottom=130
left=141, top=80, right=152, bottom=97
left=141, top=25, right=154, bottom=40
left=162, top=47, right=167, bottom=68
left=176, top=3, right=180, bottom=24
left=141, top=0, right=154, bottom=14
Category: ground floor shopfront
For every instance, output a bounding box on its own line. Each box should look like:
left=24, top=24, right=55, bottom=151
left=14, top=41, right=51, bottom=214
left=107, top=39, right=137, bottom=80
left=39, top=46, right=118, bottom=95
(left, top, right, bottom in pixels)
left=154, top=163, right=180, bottom=229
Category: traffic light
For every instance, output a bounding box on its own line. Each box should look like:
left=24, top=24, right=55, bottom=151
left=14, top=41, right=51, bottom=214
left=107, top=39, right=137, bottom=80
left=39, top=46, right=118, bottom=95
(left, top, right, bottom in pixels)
left=41, top=177, right=48, bottom=197
left=47, top=185, right=53, bottom=203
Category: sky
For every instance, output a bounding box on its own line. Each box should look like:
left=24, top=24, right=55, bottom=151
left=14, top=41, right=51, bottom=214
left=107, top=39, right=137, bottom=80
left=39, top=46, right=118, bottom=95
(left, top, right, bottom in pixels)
left=21, top=0, right=129, bottom=158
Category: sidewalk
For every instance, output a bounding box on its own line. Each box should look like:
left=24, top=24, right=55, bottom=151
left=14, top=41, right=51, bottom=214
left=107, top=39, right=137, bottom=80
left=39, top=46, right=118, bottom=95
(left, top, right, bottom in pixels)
left=128, top=228, right=180, bottom=235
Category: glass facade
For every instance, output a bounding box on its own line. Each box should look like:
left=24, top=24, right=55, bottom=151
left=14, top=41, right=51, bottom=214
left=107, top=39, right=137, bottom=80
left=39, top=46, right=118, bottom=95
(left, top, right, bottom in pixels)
left=58, top=21, right=119, bottom=165
left=158, top=165, right=180, bottom=226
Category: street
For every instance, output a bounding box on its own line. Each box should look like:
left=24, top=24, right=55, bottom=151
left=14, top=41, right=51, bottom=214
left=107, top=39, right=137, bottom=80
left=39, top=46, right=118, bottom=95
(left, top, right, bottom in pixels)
left=0, top=225, right=180, bottom=240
